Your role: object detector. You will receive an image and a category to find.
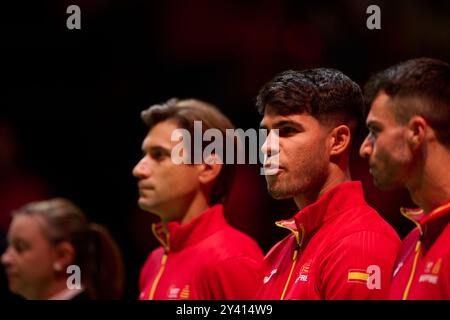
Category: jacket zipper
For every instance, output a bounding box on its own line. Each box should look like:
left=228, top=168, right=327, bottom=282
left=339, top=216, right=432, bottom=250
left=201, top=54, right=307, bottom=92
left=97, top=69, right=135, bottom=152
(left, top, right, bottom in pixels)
left=148, top=254, right=168, bottom=300
left=400, top=207, right=424, bottom=300
left=402, top=240, right=421, bottom=300
left=280, top=244, right=300, bottom=300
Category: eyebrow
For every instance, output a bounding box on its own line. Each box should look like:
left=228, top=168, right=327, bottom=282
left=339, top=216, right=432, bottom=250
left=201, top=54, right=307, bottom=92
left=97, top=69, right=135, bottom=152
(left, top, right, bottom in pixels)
left=260, top=120, right=304, bottom=130
left=259, top=122, right=268, bottom=130
left=142, top=144, right=172, bottom=155
left=366, top=120, right=383, bottom=130
left=7, top=237, right=27, bottom=246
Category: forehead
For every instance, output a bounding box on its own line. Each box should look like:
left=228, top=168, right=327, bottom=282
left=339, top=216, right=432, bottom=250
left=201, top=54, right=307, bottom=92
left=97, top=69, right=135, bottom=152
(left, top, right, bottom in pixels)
left=367, top=92, right=398, bottom=125
left=260, top=111, right=321, bottom=128
left=142, top=120, right=180, bottom=148
left=9, top=214, right=46, bottom=241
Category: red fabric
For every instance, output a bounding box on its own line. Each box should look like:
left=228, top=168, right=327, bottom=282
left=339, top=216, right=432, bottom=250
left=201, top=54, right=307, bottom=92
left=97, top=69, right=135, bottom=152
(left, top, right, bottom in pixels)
left=257, top=181, right=401, bottom=300
left=138, top=204, right=263, bottom=300
left=389, top=202, right=450, bottom=299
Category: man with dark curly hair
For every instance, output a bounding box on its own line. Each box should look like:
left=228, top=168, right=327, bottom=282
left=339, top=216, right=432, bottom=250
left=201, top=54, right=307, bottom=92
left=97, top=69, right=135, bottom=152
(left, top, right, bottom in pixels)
left=256, top=68, right=400, bottom=299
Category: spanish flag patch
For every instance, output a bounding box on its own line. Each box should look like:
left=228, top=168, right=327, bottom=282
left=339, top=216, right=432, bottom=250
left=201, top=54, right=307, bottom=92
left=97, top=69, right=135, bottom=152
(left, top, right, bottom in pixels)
left=347, top=269, right=369, bottom=284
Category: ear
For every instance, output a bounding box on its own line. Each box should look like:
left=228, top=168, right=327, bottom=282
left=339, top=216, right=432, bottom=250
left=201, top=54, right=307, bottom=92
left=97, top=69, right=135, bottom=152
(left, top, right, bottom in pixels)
left=54, top=241, right=76, bottom=272
left=197, top=153, right=223, bottom=185
left=329, top=125, right=351, bottom=156
left=406, top=116, right=426, bottom=150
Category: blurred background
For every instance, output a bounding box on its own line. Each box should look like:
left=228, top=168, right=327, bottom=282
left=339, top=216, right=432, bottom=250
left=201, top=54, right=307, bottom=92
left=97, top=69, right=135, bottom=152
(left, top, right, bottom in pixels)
left=1, top=0, right=449, bottom=299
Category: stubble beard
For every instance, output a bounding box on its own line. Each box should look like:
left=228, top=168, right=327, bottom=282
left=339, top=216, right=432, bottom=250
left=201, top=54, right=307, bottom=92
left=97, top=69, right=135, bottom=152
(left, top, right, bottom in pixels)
left=266, top=175, right=303, bottom=200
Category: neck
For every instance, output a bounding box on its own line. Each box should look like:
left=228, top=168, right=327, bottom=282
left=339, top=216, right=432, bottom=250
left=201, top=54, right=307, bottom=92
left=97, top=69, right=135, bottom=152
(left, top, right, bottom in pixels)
left=407, top=145, right=450, bottom=214
left=180, top=192, right=209, bottom=225
left=161, top=192, right=209, bottom=227
left=294, top=164, right=351, bottom=209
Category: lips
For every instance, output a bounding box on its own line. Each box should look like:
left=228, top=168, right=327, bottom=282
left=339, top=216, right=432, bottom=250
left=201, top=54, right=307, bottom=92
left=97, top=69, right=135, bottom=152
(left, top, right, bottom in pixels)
left=263, top=158, right=282, bottom=168
left=5, top=270, right=18, bottom=281
left=138, top=182, right=155, bottom=190
left=263, top=168, right=281, bottom=176
left=262, top=164, right=283, bottom=176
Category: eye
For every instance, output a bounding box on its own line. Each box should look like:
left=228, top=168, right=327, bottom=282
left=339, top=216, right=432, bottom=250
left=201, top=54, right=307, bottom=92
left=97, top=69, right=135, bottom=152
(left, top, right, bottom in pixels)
left=370, top=129, right=379, bottom=139
left=367, top=125, right=381, bottom=140
left=13, top=240, right=30, bottom=254
left=150, top=148, right=169, bottom=161
left=278, top=127, right=299, bottom=137
left=151, top=150, right=163, bottom=161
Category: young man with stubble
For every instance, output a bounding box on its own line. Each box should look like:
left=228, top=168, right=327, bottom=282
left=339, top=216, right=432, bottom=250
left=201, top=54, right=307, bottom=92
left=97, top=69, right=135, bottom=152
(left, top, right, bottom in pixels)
left=256, top=69, right=400, bottom=300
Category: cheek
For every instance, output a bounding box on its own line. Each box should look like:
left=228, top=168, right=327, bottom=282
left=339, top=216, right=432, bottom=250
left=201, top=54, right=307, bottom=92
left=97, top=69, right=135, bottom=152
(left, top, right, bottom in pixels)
left=370, top=136, right=390, bottom=161
left=23, top=247, right=55, bottom=277
left=167, top=166, right=199, bottom=190
left=295, top=140, right=328, bottom=166
left=182, top=169, right=200, bottom=187
left=14, top=257, right=53, bottom=290
left=283, top=147, right=325, bottom=184
left=376, top=136, right=403, bottom=161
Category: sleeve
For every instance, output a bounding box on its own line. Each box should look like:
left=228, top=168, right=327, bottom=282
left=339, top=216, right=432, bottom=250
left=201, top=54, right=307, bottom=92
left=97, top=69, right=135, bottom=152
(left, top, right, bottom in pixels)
left=198, top=256, right=263, bottom=300
left=318, top=231, right=400, bottom=300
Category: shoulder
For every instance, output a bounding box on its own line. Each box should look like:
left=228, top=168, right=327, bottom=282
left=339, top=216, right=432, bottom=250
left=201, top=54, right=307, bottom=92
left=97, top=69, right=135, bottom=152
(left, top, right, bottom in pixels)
left=332, top=204, right=400, bottom=243
left=200, top=224, right=263, bottom=260
left=316, top=227, right=401, bottom=274
left=317, top=205, right=401, bottom=263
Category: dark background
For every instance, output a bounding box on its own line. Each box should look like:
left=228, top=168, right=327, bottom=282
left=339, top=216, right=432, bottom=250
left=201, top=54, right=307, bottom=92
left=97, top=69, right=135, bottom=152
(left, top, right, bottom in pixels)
left=1, top=0, right=449, bottom=299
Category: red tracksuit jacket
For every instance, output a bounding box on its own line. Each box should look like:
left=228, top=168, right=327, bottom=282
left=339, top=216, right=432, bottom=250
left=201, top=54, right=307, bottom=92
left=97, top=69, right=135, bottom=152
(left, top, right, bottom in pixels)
left=389, top=201, right=450, bottom=299
left=139, top=204, right=263, bottom=300
left=257, top=181, right=401, bottom=300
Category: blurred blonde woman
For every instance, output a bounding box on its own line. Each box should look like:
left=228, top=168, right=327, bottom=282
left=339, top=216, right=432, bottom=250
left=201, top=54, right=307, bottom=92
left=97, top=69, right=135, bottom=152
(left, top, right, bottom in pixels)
left=1, top=198, right=124, bottom=300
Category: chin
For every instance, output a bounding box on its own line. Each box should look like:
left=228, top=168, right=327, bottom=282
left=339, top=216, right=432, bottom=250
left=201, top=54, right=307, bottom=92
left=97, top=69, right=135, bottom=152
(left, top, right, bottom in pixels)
left=138, top=199, right=154, bottom=211
left=140, top=202, right=165, bottom=218
left=267, top=187, right=291, bottom=200
left=8, top=283, right=21, bottom=296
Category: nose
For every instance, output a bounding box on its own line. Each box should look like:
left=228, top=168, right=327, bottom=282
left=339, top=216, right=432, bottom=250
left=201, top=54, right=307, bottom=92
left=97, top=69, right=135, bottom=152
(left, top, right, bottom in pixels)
left=261, top=130, right=280, bottom=157
left=132, top=156, right=151, bottom=179
left=1, top=248, right=13, bottom=267
left=359, top=135, right=373, bottom=159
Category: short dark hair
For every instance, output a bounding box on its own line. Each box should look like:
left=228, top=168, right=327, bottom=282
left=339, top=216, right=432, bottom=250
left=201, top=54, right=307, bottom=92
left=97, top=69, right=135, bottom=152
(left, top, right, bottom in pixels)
left=140, top=98, right=236, bottom=205
left=364, top=57, right=450, bottom=146
left=256, top=68, right=364, bottom=143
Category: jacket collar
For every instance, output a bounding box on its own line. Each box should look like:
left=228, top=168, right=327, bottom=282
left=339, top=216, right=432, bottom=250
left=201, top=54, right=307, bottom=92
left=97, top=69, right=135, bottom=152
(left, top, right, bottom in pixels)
left=151, top=204, right=227, bottom=252
left=401, top=200, right=450, bottom=237
left=276, top=181, right=366, bottom=246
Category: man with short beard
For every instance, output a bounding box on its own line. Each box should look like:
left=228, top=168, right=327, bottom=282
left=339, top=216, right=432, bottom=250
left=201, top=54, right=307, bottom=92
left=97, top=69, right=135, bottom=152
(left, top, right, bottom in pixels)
left=360, top=58, right=450, bottom=299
